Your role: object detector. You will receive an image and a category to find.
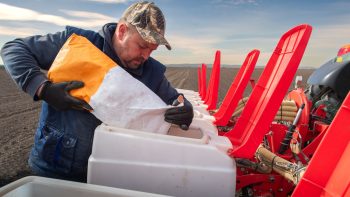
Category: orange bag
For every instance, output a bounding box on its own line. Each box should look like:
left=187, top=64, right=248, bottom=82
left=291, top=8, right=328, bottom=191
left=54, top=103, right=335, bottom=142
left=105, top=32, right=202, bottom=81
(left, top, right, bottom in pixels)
left=48, top=33, right=117, bottom=103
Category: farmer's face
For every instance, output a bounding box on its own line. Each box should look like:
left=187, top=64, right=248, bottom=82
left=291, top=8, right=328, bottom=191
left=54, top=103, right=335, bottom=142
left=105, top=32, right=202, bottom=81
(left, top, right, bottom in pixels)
left=114, top=23, right=158, bottom=69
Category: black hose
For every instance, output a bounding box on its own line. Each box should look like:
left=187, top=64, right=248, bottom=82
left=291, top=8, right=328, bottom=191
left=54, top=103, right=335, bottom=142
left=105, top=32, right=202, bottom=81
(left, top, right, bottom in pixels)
left=278, top=104, right=305, bottom=154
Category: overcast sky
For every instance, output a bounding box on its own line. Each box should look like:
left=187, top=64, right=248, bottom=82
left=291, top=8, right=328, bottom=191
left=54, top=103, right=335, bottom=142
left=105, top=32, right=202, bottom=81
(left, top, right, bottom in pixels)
left=0, top=0, right=349, bottom=67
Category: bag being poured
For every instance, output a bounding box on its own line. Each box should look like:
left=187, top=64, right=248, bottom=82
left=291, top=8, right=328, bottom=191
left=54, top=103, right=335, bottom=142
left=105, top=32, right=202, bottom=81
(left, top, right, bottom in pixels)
left=48, top=34, right=171, bottom=134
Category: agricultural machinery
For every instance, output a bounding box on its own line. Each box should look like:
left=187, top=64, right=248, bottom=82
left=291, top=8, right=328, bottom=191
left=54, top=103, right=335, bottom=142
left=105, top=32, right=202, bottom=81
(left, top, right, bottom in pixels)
left=85, top=24, right=350, bottom=196
left=187, top=25, right=350, bottom=196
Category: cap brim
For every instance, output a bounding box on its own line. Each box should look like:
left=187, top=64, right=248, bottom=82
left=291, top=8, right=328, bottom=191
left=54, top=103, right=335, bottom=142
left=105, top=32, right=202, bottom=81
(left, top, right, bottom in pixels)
left=135, top=26, right=171, bottom=50
left=150, top=34, right=172, bottom=50
left=163, top=38, right=172, bottom=50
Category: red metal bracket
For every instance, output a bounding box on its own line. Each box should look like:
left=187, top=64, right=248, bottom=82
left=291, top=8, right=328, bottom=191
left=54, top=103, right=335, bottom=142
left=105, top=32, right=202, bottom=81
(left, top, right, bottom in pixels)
left=214, top=49, right=260, bottom=126
left=225, top=24, right=312, bottom=158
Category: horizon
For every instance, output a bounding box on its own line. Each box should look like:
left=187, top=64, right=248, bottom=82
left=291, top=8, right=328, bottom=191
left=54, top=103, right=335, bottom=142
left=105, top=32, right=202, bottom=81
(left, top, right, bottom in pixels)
left=0, top=63, right=317, bottom=69
left=0, top=0, right=349, bottom=68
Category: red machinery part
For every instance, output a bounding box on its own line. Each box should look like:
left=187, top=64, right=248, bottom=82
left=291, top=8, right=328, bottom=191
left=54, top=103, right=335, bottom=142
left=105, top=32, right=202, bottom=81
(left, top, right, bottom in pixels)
left=225, top=24, right=312, bottom=158
left=287, top=87, right=331, bottom=160
left=266, top=123, right=289, bottom=153
left=197, top=66, right=201, bottom=96
left=337, top=44, right=350, bottom=57
left=287, top=88, right=311, bottom=125
left=214, top=49, right=259, bottom=126
left=204, top=50, right=221, bottom=110
left=293, top=92, right=350, bottom=196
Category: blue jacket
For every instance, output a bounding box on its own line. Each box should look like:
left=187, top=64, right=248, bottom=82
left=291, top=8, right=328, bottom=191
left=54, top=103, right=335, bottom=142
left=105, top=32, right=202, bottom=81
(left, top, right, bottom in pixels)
left=1, top=23, right=179, bottom=181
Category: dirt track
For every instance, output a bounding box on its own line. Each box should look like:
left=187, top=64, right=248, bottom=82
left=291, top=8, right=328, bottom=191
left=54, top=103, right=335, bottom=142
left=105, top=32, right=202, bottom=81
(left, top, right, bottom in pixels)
left=0, top=66, right=313, bottom=186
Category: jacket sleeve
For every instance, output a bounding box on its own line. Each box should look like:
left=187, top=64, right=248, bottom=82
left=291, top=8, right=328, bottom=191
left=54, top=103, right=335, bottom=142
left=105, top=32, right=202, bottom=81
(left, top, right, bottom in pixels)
left=1, top=30, right=70, bottom=100
left=157, top=75, right=180, bottom=105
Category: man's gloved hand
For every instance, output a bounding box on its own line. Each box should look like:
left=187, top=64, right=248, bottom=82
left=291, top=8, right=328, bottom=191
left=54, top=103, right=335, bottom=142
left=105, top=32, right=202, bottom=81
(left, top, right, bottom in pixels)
left=164, top=94, right=194, bottom=130
left=39, top=81, right=93, bottom=111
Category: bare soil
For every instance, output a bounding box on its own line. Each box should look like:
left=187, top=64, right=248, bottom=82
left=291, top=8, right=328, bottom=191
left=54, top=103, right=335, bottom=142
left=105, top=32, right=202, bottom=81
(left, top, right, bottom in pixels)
left=0, top=67, right=41, bottom=186
left=0, top=66, right=314, bottom=187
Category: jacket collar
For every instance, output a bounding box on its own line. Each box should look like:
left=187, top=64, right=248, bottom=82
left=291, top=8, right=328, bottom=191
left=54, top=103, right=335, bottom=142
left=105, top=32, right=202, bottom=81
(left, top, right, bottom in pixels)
left=99, top=23, right=144, bottom=76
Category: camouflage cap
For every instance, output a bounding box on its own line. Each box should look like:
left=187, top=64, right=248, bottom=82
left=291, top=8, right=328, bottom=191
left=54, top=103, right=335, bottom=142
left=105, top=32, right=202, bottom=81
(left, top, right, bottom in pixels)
left=122, top=1, right=171, bottom=50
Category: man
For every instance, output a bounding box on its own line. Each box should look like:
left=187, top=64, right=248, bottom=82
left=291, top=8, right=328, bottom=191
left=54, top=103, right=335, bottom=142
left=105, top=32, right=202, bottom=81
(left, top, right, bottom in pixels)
left=1, top=1, right=193, bottom=181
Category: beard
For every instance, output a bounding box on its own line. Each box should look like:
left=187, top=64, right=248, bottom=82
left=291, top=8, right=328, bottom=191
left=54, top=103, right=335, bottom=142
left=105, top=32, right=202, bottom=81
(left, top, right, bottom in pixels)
left=123, top=57, right=146, bottom=69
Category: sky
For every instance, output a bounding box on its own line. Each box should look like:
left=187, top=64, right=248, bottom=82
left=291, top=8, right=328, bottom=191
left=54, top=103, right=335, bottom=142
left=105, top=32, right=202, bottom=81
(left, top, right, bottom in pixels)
left=0, top=0, right=349, bottom=67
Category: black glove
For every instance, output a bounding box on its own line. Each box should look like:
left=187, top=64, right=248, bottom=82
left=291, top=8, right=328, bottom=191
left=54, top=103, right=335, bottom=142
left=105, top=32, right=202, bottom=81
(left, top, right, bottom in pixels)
left=164, top=95, right=194, bottom=130
left=40, top=81, right=93, bottom=111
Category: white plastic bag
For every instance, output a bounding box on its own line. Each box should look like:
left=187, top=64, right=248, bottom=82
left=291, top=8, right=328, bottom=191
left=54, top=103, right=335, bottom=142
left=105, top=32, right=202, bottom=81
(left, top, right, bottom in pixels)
left=90, top=66, right=171, bottom=134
